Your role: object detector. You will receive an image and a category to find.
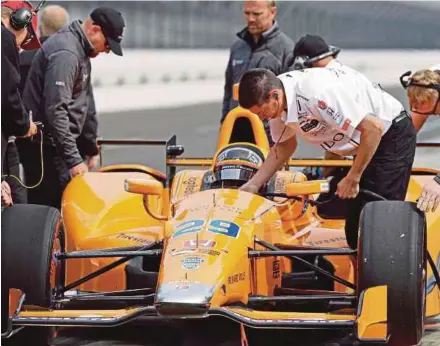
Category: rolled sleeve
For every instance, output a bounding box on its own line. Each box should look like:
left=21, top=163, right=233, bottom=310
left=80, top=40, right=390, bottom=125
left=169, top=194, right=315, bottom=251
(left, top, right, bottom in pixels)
left=43, top=50, right=83, bottom=169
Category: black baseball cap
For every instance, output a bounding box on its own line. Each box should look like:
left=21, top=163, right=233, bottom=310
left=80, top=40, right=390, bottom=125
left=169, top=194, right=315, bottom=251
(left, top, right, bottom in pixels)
left=293, top=34, right=339, bottom=60
left=91, top=7, right=125, bottom=56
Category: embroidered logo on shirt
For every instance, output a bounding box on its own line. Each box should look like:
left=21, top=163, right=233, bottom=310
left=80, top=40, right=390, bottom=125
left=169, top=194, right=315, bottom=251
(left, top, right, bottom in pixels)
left=55, top=81, right=65, bottom=86
left=317, top=100, right=327, bottom=110
left=342, top=119, right=351, bottom=131
left=232, top=59, right=244, bottom=66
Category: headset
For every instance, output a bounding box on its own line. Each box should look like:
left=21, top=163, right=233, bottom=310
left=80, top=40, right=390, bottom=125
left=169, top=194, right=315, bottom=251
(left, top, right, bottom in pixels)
left=7, top=0, right=46, bottom=31
left=292, top=45, right=342, bottom=71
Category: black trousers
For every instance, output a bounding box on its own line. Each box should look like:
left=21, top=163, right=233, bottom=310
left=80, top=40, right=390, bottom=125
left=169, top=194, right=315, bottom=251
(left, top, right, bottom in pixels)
left=2, top=141, right=27, bottom=204
left=16, top=137, right=71, bottom=210
left=344, top=112, right=417, bottom=249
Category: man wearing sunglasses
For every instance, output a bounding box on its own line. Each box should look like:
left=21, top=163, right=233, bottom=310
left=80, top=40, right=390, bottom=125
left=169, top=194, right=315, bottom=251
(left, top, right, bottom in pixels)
left=1, top=1, right=40, bottom=205
left=400, top=64, right=440, bottom=213
left=19, top=6, right=126, bottom=209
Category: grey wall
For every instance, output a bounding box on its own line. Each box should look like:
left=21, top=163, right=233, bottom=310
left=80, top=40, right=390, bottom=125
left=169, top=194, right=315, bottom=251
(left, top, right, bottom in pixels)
left=47, top=1, right=440, bottom=49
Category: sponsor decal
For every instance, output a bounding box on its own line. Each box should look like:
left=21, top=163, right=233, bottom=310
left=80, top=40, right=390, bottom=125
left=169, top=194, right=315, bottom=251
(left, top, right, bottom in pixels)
left=181, top=256, right=204, bottom=270
left=300, top=119, right=320, bottom=133
left=116, top=233, right=152, bottom=245
left=273, top=260, right=280, bottom=279
left=171, top=248, right=220, bottom=257
left=317, top=100, right=328, bottom=110
left=173, top=219, right=241, bottom=239
left=183, top=239, right=216, bottom=248
left=183, top=177, right=198, bottom=196
left=321, top=132, right=345, bottom=150
left=342, top=119, right=351, bottom=131
left=228, top=272, right=246, bottom=285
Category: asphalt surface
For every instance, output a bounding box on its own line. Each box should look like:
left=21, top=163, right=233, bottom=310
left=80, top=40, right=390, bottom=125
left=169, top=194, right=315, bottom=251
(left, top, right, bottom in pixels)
left=53, top=85, right=439, bottom=345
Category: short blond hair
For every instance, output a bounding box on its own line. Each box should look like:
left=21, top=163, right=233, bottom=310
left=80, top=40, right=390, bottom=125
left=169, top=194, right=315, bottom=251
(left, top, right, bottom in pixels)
left=408, top=69, right=440, bottom=108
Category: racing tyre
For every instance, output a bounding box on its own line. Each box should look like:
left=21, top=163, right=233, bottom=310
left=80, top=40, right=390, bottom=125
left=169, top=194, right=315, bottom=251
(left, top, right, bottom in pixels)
left=1, top=204, right=66, bottom=346
left=358, top=201, right=426, bottom=346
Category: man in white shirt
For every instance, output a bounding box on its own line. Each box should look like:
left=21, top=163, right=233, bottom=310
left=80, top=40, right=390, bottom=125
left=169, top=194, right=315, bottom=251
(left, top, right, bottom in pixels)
left=401, top=64, right=440, bottom=213
left=237, top=67, right=417, bottom=249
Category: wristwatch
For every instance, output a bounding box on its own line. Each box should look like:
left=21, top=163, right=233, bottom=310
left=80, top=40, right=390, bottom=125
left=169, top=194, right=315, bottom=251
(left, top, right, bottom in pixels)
left=434, top=173, right=440, bottom=185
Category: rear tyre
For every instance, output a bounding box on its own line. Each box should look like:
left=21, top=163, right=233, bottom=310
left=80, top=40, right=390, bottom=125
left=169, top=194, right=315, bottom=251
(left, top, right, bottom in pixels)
left=1, top=204, right=66, bottom=346
left=358, top=201, right=426, bottom=346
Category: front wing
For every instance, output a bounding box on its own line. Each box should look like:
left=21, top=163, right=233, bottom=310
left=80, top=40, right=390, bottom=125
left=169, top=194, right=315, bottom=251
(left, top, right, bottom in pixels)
left=5, top=286, right=388, bottom=343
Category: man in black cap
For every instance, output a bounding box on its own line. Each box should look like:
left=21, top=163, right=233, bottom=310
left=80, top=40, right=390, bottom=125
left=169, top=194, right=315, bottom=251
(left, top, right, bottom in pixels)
left=18, top=6, right=126, bottom=209
left=290, top=34, right=341, bottom=71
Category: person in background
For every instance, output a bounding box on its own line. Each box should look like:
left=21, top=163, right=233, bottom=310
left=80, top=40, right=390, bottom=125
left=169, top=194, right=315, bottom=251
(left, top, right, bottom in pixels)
left=19, top=6, right=126, bottom=209
left=1, top=0, right=39, bottom=204
left=221, top=0, right=294, bottom=145
left=19, top=4, right=70, bottom=93
left=400, top=64, right=440, bottom=213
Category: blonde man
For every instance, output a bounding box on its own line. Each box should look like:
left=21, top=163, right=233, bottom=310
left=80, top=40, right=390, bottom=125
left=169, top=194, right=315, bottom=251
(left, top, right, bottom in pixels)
left=401, top=64, right=440, bottom=213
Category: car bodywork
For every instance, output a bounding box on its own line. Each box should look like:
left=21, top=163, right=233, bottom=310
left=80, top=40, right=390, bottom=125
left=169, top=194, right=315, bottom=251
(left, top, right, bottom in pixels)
left=4, top=106, right=440, bottom=344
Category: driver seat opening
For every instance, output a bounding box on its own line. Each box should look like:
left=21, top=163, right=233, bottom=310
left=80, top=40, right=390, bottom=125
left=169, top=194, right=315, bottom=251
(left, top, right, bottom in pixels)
left=229, top=118, right=256, bottom=145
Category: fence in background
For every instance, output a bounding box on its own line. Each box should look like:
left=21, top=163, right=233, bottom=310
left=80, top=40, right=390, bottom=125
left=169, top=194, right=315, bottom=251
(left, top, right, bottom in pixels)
left=48, top=1, right=440, bottom=50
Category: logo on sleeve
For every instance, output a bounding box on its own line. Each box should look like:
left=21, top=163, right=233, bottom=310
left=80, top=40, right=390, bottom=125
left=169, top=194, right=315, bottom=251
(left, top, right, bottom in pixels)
left=342, top=119, right=351, bottom=131
left=317, top=100, right=327, bottom=110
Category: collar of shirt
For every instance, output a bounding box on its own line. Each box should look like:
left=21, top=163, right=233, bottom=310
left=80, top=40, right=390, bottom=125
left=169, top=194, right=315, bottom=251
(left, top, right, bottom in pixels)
left=278, top=72, right=298, bottom=124
left=70, top=20, right=94, bottom=57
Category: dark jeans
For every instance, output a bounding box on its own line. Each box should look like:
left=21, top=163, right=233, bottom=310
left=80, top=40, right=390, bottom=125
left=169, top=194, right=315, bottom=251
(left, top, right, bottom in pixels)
left=16, top=137, right=70, bottom=210
left=2, top=142, right=27, bottom=204
left=316, top=112, right=417, bottom=249
left=345, top=113, right=416, bottom=249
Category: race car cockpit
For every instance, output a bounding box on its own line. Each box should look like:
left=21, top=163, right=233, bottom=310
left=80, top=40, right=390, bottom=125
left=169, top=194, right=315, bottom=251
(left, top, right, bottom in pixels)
left=205, top=143, right=266, bottom=190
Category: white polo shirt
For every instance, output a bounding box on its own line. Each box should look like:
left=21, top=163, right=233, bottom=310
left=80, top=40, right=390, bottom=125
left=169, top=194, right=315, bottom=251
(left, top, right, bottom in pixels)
left=270, top=63, right=404, bottom=156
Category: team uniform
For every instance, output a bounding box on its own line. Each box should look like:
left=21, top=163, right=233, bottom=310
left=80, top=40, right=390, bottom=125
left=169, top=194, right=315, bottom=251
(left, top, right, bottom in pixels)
left=270, top=66, right=417, bottom=248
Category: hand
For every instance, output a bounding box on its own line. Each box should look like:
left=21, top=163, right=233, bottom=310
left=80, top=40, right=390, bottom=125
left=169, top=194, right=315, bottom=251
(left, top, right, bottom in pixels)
left=69, top=162, right=88, bottom=178
left=1, top=181, right=13, bottom=207
left=336, top=175, right=360, bottom=199
left=20, top=120, right=38, bottom=138
left=239, top=181, right=260, bottom=194
left=85, top=155, right=99, bottom=170
left=417, top=178, right=440, bottom=213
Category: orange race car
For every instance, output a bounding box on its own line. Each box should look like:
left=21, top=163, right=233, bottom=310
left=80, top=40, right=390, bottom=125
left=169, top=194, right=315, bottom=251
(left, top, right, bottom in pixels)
left=2, top=106, right=440, bottom=346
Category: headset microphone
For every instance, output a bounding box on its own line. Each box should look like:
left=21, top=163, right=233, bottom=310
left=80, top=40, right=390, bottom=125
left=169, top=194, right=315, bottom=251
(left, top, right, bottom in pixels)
left=8, top=0, right=46, bottom=31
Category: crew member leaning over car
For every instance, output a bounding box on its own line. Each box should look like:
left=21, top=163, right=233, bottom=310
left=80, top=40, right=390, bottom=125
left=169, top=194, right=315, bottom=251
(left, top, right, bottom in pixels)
left=19, top=7, right=126, bottom=209
left=221, top=0, right=294, bottom=145
left=237, top=67, right=417, bottom=250
left=401, top=64, right=440, bottom=213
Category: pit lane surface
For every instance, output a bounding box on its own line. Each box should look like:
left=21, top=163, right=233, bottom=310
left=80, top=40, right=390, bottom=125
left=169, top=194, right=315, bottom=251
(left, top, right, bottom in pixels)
left=54, top=86, right=439, bottom=346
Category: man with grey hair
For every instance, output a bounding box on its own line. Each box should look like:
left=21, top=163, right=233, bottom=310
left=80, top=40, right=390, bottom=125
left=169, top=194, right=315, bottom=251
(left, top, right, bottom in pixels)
left=19, top=4, right=69, bottom=92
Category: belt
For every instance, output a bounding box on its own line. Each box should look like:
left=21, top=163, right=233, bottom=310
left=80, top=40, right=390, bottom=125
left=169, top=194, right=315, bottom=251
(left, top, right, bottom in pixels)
left=392, top=110, right=409, bottom=124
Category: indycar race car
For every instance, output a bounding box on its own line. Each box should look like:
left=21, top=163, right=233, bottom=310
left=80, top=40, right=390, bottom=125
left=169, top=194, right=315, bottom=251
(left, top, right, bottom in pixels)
left=2, top=105, right=440, bottom=346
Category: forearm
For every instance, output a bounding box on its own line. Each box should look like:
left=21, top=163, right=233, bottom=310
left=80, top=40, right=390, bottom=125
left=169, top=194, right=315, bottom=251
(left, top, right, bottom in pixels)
left=252, top=136, right=297, bottom=188
left=347, top=127, right=382, bottom=181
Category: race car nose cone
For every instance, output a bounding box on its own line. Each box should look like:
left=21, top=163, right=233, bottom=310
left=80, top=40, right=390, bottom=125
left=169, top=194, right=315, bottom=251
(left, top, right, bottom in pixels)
left=155, top=283, right=213, bottom=317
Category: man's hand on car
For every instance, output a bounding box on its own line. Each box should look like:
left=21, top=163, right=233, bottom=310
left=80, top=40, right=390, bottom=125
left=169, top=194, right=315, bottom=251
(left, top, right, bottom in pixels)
left=69, top=162, right=89, bottom=178
left=1, top=181, right=13, bottom=207
left=336, top=175, right=360, bottom=199
left=417, top=178, right=440, bottom=213
left=239, top=181, right=260, bottom=194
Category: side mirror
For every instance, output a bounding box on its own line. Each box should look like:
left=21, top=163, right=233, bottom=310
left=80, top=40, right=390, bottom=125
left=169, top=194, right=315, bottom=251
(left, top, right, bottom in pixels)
left=124, top=179, right=168, bottom=221
left=124, top=179, right=163, bottom=196
left=286, top=180, right=330, bottom=197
